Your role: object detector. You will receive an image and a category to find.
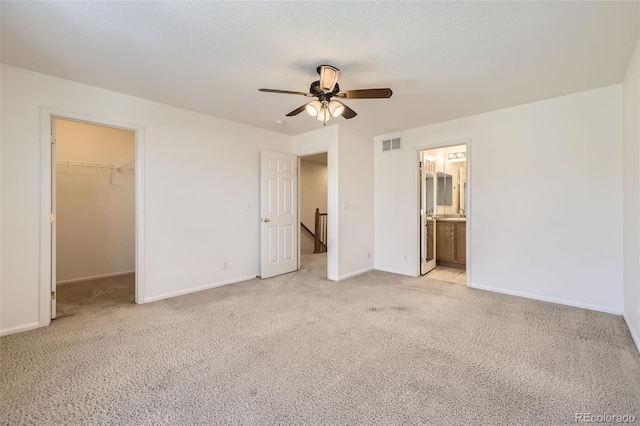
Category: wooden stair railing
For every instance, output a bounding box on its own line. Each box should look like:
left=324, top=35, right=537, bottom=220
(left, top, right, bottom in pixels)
left=300, top=222, right=314, bottom=238
left=314, top=208, right=328, bottom=253
left=300, top=221, right=327, bottom=253
left=300, top=209, right=328, bottom=253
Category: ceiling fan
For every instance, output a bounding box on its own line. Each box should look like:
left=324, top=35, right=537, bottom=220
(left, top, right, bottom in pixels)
left=259, top=65, right=393, bottom=123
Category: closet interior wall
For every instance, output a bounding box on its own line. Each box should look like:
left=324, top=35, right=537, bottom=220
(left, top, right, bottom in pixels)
left=55, top=119, right=136, bottom=284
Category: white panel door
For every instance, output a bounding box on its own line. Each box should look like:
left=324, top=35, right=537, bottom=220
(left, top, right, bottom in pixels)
left=260, top=151, right=298, bottom=279
left=420, top=153, right=436, bottom=276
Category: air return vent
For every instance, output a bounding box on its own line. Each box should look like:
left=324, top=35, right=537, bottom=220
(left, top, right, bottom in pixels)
left=382, top=137, right=402, bottom=152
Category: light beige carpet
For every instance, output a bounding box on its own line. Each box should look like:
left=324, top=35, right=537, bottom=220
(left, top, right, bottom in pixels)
left=426, top=266, right=467, bottom=285
left=1, top=254, right=639, bottom=425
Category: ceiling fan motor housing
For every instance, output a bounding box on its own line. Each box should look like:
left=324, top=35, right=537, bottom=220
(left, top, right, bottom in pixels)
left=309, top=81, right=341, bottom=99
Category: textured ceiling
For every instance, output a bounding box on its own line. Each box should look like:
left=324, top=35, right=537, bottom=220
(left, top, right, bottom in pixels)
left=2, top=1, right=638, bottom=136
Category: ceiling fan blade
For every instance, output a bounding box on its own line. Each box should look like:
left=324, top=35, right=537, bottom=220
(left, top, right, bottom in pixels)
left=286, top=103, right=310, bottom=117
left=336, top=88, right=393, bottom=99
left=319, top=65, right=340, bottom=93
left=338, top=102, right=357, bottom=119
left=259, top=88, right=314, bottom=97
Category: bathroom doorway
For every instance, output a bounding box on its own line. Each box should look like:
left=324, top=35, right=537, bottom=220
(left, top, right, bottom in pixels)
left=419, top=143, right=468, bottom=284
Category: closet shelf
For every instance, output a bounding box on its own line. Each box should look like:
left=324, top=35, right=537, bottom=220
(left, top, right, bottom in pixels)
left=117, top=160, right=135, bottom=173
left=56, top=160, right=135, bottom=184
left=56, top=160, right=117, bottom=169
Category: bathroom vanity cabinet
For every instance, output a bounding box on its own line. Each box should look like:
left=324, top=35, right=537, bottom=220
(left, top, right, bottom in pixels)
left=436, top=220, right=466, bottom=268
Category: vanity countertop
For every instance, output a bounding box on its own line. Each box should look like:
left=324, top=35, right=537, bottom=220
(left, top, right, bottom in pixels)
left=433, top=217, right=466, bottom=222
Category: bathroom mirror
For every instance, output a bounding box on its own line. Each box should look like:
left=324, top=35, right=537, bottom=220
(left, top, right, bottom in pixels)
left=436, top=172, right=453, bottom=206
left=436, top=159, right=467, bottom=213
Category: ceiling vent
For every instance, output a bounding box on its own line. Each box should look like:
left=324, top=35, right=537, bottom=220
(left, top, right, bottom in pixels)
left=382, top=137, right=402, bottom=152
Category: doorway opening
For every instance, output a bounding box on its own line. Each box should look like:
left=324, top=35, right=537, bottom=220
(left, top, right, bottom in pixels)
left=419, top=143, right=468, bottom=285
left=52, top=118, right=137, bottom=319
left=299, top=152, right=328, bottom=277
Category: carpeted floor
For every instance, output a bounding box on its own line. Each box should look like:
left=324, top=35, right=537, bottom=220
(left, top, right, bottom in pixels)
left=426, top=266, right=467, bottom=285
left=1, top=254, right=639, bottom=425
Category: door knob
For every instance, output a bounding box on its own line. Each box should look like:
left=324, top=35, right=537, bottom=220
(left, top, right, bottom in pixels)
left=263, top=218, right=270, bottom=222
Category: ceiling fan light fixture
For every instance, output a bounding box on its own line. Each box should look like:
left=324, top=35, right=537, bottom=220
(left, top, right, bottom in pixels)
left=306, top=100, right=322, bottom=117
left=316, top=105, right=331, bottom=122
left=328, top=100, right=345, bottom=117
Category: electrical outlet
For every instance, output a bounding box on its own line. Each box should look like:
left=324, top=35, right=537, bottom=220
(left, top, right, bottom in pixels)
left=246, top=203, right=251, bottom=211
left=223, top=261, right=228, bottom=270
left=404, top=255, right=408, bottom=261
left=367, top=252, right=371, bottom=259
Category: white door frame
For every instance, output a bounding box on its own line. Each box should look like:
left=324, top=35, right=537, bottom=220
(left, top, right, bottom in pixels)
left=415, top=139, right=471, bottom=286
left=296, top=148, right=336, bottom=280
left=39, top=108, right=146, bottom=327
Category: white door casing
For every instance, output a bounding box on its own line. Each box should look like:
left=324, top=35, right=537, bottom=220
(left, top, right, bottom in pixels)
left=420, top=154, right=427, bottom=275
left=260, top=151, right=298, bottom=279
left=51, top=119, right=57, bottom=318
left=39, top=108, right=145, bottom=331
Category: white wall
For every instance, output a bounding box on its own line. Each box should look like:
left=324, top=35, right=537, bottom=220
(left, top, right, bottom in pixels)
left=0, top=65, right=291, bottom=335
left=292, top=126, right=339, bottom=279
left=299, top=159, right=327, bottom=229
left=337, top=126, right=374, bottom=278
left=291, top=124, right=374, bottom=280
left=375, top=85, right=623, bottom=314
left=623, top=38, right=640, bottom=350
left=0, top=62, right=3, bottom=336
left=56, top=119, right=135, bottom=283
left=1, top=62, right=629, bottom=336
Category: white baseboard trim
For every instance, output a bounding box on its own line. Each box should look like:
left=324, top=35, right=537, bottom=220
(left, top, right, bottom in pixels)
left=0, top=321, right=40, bottom=337
left=337, top=267, right=374, bottom=281
left=469, top=283, right=623, bottom=315
left=141, top=275, right=256, bottom=304
left=374, top=266, right=415, bottom=277
left=57, top=270, right=135, bottom=285
left=623, top=313, right=640, bottom=353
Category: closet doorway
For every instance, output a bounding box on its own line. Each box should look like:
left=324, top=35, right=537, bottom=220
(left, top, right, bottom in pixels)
left=51, top=118, right=137, bottom=319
